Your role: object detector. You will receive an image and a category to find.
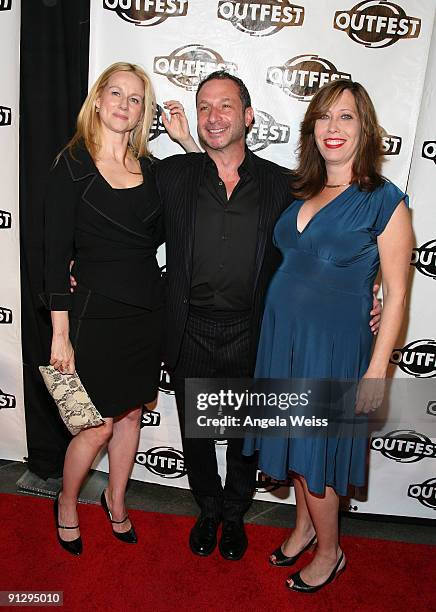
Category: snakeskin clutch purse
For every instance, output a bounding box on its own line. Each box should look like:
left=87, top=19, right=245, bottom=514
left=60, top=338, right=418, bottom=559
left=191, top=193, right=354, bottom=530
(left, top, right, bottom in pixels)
left=39, top=365, right=105, bottom=435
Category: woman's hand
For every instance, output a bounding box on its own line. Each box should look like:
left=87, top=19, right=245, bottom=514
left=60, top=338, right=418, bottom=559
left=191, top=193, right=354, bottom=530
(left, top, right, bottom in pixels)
left=50, top=334, right=75, bottom=374
left=355, top=372, right=386, bottom=414
left=162, top=100, right=200, bottom=152
left=369, top=283, right=382, bottom=335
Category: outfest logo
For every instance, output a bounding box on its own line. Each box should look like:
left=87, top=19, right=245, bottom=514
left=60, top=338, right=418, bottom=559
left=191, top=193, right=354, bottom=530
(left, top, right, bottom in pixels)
left=422, top=141, right=436, bottom=164
left=427, top=401, right=436, bottom=417
left=0, top=307, right=12, bottom=324
left=154, top=44, right=237, bottom=91
left=246, top=109, right=290, bottom=152
left=390, top=339, right=436, bottom=378
left=159, top=362, right=174, bottom=395
left=333, top=1, right=421, bottom=48
left=408, top=477, right=436, bottom=510
left=0, top=389, right=16, bottom=409
left=411, top=240, right=436, bottom=281
left=255, top=470, right=292, bottom=493
left=149, top=104, right=167, bottom=141
left=217, top=0, right=304, bottom=37
left=0, top=210, right=12, bottom=229
left=102, top=0, right=188, bottom=26
left=141, top=409, right=161, bottom=427
left=0, top=106, right=12, bottom=126
left=135, top=447, right=186, bottom=478
left=0, top=0, right=12, bottom=10
left=380, top=127, right=401, bottom=155
left=371, top=430, right=436, bottom=463
left=266, top=54, right=351, bottom=101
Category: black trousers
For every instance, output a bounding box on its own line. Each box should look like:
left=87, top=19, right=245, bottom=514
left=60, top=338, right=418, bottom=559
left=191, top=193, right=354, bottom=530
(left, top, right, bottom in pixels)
left=173, top=307, right=258, bottom=522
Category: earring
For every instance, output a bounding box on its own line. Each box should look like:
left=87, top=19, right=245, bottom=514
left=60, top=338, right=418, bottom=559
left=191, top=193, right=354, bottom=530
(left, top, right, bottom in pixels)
left=95, top=106, right=100, bottom=113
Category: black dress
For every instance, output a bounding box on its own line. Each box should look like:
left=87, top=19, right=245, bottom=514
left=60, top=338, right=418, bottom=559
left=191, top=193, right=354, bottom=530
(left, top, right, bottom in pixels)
left=42, top=146, right=164, bottom=417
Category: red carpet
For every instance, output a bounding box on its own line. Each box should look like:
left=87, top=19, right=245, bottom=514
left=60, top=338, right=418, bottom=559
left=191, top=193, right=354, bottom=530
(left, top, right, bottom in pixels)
left=0, top=493, right=433, bottom=612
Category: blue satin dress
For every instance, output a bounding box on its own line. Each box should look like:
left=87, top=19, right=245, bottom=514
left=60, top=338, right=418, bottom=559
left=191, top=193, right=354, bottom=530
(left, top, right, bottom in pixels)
left=243, top=181, right=407, bottom=495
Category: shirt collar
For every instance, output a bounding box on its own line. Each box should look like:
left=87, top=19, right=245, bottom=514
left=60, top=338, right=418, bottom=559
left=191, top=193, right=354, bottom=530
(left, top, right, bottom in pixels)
left=204, top=147, right=256, bottom=180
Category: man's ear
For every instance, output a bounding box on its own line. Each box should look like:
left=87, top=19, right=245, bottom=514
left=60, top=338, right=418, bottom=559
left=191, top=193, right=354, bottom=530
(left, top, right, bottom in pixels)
left=245, top=106, right=255, bottom=129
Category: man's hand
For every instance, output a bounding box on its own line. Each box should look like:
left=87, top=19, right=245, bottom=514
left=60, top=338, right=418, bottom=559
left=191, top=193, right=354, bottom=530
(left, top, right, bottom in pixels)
left=69, top=260, right=77, bottom=293
left=161, top=101, right=200, bottom=153
left=162, top=100, right=189, bottom=142
left=369, top=283, right=382, bottom=335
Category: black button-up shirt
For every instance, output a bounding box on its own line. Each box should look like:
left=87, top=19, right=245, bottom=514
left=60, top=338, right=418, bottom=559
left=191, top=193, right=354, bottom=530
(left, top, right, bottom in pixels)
left=190, top=151, right=260, bottom=310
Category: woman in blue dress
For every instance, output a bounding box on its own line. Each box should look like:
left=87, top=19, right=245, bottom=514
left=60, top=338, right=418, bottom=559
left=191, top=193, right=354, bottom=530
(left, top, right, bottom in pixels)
left=243, top=80, right=413, bottom=592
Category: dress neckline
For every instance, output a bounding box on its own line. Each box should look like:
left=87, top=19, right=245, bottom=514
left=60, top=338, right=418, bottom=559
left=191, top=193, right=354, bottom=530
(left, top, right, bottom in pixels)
left=92, top=155, right=144, bottom=191
left=111, top=181, right=144, bottom=191
left=97, top=169, right=144, bottom=191
left=295, top=183, right=355, bottom=236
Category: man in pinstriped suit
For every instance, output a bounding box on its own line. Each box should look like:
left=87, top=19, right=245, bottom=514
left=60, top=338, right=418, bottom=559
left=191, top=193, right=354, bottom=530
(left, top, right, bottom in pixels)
left=156, top=71, right=292, bottom=561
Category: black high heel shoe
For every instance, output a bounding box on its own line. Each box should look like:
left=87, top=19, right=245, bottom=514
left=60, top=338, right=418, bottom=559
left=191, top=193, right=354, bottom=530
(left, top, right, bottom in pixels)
left=286, top=551, right=346, bottom=593
left=100, top=490, right=137, bottom=544
left=269, top=534, right=317, bottom=567
left=53, top=493, right=82, bottom=556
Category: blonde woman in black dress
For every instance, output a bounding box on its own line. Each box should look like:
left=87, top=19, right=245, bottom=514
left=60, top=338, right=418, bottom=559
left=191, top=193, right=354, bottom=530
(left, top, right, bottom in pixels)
left=43, top=62, right=198, bottom=555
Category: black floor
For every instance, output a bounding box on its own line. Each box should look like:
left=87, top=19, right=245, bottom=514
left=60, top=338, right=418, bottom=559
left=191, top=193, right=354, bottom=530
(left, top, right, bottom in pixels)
left=1, top=458, right=434, bottom=546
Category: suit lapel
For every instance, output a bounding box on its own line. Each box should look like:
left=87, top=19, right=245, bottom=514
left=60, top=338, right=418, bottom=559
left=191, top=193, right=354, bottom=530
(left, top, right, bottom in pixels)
left=65, top=146, right=157, bottom=238
left=63, top=145, right=96, bottom=181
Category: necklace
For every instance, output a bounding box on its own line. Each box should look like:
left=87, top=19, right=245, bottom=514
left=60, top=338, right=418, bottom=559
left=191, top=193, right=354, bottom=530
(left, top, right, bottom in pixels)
left=324, top=182, right=351, bottom=188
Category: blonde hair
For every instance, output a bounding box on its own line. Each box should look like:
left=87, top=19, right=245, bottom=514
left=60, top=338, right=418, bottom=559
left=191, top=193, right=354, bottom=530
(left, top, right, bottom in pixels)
left=62, top=62, right=155, bottom=161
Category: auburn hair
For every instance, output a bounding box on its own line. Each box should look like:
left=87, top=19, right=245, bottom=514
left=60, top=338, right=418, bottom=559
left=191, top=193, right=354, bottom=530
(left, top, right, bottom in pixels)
left=292, top=80, right=384, bottom=199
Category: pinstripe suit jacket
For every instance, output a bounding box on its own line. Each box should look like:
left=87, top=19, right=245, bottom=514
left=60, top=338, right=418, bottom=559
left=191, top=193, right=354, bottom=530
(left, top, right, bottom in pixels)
left=155, top=151, right=293, bottom=372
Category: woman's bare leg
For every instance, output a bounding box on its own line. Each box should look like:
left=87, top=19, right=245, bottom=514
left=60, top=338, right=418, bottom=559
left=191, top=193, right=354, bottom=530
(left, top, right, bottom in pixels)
left=58, top=420, right=113, bottom=541
left=270, top=473, right=315, bottom=563
left=287, top=478, right=344, bottom=587
left=105, top=407, right=142, bottom=533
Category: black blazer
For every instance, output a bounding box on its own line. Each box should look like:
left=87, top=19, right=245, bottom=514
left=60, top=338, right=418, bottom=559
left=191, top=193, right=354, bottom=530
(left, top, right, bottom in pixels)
left=41, top=145, right=164, bottom=312
left=156, top=151, right=293, bottom=372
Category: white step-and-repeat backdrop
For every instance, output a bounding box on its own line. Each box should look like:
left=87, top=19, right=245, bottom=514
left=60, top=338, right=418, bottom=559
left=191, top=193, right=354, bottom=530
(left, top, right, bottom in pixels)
left=87, top=0, right=436, bottom=519
left=0, top=1, right=434, bottom=519
left=0, top=0, right=26, bottom=462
